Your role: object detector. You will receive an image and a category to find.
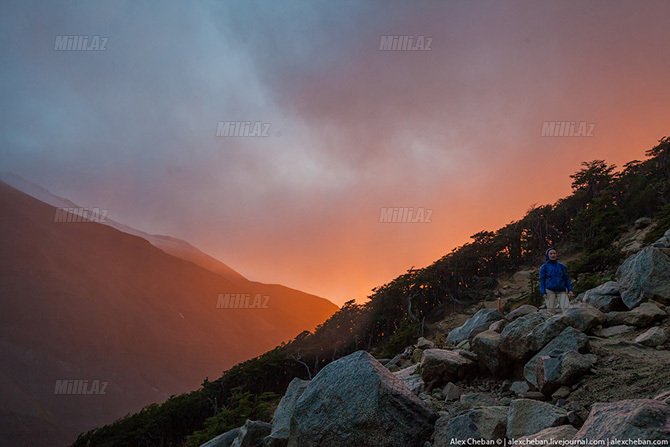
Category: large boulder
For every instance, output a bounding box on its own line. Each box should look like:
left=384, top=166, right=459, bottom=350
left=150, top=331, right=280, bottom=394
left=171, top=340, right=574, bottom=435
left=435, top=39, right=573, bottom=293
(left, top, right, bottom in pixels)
left=419, top=349, right=476, bottom=390
left=500, top=312, right=547, bottom=360
left=527, top=315, right=568, bottom=352
left=607, top=302, right=667, bottom=328
left=200, top=428, right=241, bottom=447
left=393, top=364, right=425, bottom=395
left=434, top=406, right=508, bottom=445
left=536, top=350, right=593, bottom=396
left=506, top=399, right=569, bottom=439
left=231, top=420, right=272, bottom=447
left=263, top=378, right=309, bottom=447
left=471, top=330, right=505, bottom=375
left=524, top=327, right=589, bottom=387
left=560, top=306, right=607, bottom=333
left=573, top=399, right=670, bottom=441
left=517, top=425, right=578, bottom=443
left=536, top=355, right=561, bottom=395
left=616, top=247, right=670, bottom=308
left=579, top=281, right=626, bottom=312
left=447, top=309, right=504, bottom=345
left=288, top=350, right=437, bottom=447
left=556, top=351, right=593, bottom=386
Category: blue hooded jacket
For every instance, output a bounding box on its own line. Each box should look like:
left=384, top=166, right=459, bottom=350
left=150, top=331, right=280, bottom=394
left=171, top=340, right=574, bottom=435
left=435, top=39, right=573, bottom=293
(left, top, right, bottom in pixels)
left=539, top=248, right=573, bottom=295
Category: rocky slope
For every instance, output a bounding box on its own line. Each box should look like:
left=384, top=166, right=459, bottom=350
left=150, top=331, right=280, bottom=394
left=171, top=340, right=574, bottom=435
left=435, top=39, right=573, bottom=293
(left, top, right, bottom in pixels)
left=201, top=228, right=670, bottom=446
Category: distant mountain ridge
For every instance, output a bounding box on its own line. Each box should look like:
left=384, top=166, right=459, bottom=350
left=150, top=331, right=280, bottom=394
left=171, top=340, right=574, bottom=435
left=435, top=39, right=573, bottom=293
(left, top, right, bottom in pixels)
left=0, top=180, right=338, bottom=447
left=0, top=171, right=246, bottom=282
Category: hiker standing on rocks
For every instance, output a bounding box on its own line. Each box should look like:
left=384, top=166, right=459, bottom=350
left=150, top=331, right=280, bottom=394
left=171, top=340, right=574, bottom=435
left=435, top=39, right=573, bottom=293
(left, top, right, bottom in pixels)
left=539, top=248, right=574, bottom=312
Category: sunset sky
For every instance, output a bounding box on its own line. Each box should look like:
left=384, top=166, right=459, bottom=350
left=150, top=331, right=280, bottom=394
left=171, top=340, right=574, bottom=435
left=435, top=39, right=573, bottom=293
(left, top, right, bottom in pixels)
left=1, top=0, right=669, bottom=307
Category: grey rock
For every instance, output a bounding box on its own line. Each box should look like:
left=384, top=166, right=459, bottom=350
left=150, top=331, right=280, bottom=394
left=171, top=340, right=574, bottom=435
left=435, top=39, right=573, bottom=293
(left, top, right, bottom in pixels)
left=574, top=399, right=670, bottom=441
left=506, top=399, right=569, bottom=439
left=517, top=425, right=578, bottom=443
left=500, top=313, right=547, bottom=360
left=508, top=305, right=539, bottom=321
left=288, top=350, right=437, bottom=447
left=448, top=309, right=504, bottom=345
left=557, top=351, right=593, bottom=386
left=231, top=420, right=272, bottom=447
left=264, top=378, right=310, bottom=447
left=201, top=428, right=241, bottom=447
left=635, top=217, right=653, bottom=229
left=385, top=353, right=405, bottom=369
left=393, top=364, right=425, bottom=395
left=653, top=228, right=670, bottom=248
left=416, top=337, right=435, bottom=350
left=435, top=407, right=508, bottom=445
left=527, top=315, right=568, bottom=352
left=488, top=319, right=507, bottom=333
left=536, top=355, right=561, bottom=395
left=524, top=327, right=589, bottom=387
left=592, top=325, right=634, bottom=338
left=432, top=414, right=452, bottom=447
left=634, top=327, right=668, bottom=347
left=459, top=392, right=499, bottom=409
left=520, top=392, right=547, bottom=401
left=552, top=387, right=571, bottom=400
left=616, top=247, right=670, bottom=308
left=607, top=302, right=667, bottom=328
left=580, top=281, right=626, bottom=313
left=419, top=349, right=476, bottom=390
left=443, top=382, right=462, bottom=402
left=471, top=330, right=504, bottom=375
left=454, top=349, right=478, bottom=362
left=510, top=381, right=530, bottom=396
left=561, top=306, right=607, bottom=333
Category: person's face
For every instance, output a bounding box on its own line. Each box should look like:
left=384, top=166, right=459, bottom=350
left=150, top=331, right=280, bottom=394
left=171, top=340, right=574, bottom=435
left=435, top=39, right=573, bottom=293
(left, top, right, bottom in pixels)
left=548, top=249, right=557, bottom=261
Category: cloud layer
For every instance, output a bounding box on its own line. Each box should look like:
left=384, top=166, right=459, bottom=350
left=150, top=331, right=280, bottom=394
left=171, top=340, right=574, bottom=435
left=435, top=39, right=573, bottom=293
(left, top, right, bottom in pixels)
left=2, top=0, right=669, bottom=306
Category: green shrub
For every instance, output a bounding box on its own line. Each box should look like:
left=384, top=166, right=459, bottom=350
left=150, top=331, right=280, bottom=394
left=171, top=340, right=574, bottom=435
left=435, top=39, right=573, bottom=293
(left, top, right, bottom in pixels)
left=185, top=390, right=280, bottom=447
left=643, top=203, right=670, bottom=244
left=380, top=319, right=419, bottom=358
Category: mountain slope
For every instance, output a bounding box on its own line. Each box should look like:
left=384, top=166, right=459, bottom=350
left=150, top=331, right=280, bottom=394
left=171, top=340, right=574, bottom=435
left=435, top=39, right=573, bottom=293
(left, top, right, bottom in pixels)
left=0, top=171, right=246, bottom=282
left=0, top=180, right=338, bottom=446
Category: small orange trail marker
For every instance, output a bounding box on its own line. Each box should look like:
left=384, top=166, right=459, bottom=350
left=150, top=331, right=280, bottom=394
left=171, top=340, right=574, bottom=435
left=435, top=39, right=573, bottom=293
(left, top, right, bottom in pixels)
left=498, top=297, right=501, bottom=312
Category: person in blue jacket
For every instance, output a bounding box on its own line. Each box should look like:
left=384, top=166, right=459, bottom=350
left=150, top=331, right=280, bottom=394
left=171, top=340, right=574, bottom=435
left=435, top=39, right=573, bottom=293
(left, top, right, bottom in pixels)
left=539, top=247, right=574, bottom=311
